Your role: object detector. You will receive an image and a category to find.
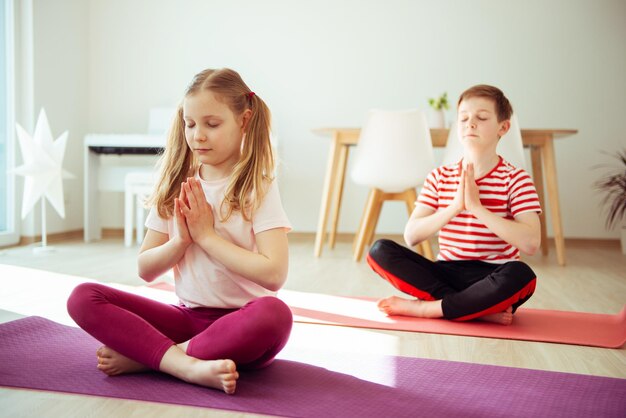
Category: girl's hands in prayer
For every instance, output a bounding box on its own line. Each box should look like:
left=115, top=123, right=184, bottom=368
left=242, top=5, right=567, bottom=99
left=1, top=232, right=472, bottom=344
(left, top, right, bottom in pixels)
left=179, top=177, right=216, bottom=244
left=173, top=183, right=192, bottom=246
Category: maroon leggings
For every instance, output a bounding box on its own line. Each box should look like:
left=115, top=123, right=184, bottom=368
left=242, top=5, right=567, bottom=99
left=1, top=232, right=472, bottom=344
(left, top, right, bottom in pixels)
left=367, top=239, right=537, bottom=321
left=67, top=283, right=293, bottom=371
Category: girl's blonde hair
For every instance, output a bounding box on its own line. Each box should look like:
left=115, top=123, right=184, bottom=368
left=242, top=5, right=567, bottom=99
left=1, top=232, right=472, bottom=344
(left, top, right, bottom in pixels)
left=148, top=68, right=274, bottom=222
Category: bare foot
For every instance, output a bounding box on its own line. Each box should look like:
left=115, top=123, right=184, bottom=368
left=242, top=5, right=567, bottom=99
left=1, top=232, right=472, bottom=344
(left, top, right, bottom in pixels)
left=159, top=345, right=239, bottom=394
left=96, top=346, right=149, bottom=376
left=186, top=358, right=239, bottom=395
left=377, top=296, right=443, bottom=318
left=478, top=307, right=514, bottom=325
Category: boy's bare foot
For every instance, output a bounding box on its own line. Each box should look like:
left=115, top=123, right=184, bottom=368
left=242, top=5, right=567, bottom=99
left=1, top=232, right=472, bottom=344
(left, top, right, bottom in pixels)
left=478, top=307, right=514, bottom=325
left=96, top=346, right=149, bottom=376
left=377, top=296, right=443, bottom=318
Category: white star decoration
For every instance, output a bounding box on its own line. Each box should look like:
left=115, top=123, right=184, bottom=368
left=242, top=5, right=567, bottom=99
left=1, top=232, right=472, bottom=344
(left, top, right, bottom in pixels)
left=13, top=109, right=74, bottom=219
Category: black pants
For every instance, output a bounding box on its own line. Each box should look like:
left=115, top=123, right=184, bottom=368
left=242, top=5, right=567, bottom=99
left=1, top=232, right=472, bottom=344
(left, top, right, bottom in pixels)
left=367, top=239, right=537, bottom=320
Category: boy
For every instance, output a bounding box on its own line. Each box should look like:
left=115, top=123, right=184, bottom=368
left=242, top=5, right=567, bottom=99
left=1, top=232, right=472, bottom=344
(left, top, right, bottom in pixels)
left=367, top=85, right=541, bottom=325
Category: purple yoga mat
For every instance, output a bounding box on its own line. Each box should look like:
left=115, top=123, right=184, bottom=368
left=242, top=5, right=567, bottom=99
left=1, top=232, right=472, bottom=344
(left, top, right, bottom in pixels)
left=1, top=317, right=625, bottom=417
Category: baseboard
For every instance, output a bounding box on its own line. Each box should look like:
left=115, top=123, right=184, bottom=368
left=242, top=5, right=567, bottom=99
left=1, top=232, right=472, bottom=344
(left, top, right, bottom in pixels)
left=290, top=232, right=621, bottom=249
left=561, top=238, right=621, bottom=248
left=101, top=228, right=125, bottom=239
left=17, top=230, right=83, bottom=247
left=4, top=230, right=621, bottom=250
left=289, top=232, right=405, bottom=243
left=1, top=229, right=120, bottom=250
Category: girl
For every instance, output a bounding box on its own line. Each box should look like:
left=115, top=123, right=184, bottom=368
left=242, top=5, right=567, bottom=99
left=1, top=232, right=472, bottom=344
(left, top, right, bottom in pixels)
left=67, top=68, right=292, bottom=394
left=368, top=85, right=541, bottom=326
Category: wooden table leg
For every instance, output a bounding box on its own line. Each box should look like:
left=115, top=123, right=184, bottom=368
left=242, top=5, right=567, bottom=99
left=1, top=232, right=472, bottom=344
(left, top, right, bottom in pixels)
left=542, top=139, right=566, bottom=266
left=314, top=135, right=341, bottom=257
left=530, top=145, right=548, bottom=256
left=328, top=145, right=350, bottom=249
left=354, top=189, right=383, bottom=261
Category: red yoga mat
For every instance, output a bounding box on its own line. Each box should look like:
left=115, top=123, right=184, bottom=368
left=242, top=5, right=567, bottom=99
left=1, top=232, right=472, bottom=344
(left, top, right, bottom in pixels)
left=147, top=283, right=626, bottom=348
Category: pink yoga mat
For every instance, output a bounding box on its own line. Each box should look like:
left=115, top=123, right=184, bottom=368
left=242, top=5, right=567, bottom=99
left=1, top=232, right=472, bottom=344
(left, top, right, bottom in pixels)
left=1, top=317, right=625, bottom=418
left=280, top=290, right=626, bottom=348
left=146, top=284, right=626, bottom=348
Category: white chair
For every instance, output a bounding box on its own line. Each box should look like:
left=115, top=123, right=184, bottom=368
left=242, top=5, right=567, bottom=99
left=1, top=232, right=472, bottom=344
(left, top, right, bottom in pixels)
left=441, top=114, right=526, bottom=169
left=350, top=109, right=436, bottom=261
left=124, top=171, right=156, bottom=247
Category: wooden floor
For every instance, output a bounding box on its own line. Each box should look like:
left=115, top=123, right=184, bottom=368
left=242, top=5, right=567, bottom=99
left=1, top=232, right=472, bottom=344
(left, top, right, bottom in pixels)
left=0, top=234, right=625, bottom=417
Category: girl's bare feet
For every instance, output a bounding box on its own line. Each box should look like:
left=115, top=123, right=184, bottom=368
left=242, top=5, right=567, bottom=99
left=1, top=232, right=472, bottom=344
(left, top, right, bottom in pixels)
left=478, top=306, right=514, bottom=325
left=186, top=358, right=239, bottom=394
left=97, top=345, right=238, bottom=394
left=159, top=345, right=239, bottom=394
left=377, top=296, right=443, bottom=318
left=96, top=346, right=149, bottom=376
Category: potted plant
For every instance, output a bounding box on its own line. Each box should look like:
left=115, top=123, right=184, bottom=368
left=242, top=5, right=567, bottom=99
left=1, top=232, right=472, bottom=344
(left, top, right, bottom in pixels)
left=595, top=149, right=626, bottom=254
left=427, top=92, right=449, bottom=128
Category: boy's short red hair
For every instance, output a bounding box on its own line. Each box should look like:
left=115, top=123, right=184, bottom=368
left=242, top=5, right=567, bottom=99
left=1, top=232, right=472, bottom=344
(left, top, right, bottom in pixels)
left=457, top=85, right=513, bottom=122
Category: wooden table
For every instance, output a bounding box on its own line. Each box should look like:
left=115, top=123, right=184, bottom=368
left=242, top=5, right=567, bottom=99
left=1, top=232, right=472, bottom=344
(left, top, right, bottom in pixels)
left=313, top=127, right=578, bottom=266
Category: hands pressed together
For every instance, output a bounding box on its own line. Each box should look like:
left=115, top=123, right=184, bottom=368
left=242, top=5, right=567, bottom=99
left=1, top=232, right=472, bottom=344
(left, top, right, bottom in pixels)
left=174, top=177, right=215, bottom=246
left=451, top=163, right=483, bottom=215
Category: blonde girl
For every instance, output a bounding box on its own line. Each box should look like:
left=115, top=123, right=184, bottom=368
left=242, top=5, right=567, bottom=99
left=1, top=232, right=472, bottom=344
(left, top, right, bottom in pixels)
left=68, top=68, right=292, bottom=394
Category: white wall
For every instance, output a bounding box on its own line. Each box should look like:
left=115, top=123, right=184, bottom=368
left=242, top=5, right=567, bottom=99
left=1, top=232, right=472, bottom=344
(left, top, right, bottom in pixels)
left=26, top=0, right=626, bottom=238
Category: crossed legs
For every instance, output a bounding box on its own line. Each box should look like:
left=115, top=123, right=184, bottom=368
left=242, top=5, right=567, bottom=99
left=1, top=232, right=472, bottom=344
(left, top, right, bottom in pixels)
left=67, top=283, right=292, bottom=393
left=367, top=239, right=537, bottom=325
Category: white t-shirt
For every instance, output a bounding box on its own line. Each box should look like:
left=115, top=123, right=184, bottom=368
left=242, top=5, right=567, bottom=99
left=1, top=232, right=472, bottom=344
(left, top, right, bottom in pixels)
left=145, top=174, right=291, bottom=309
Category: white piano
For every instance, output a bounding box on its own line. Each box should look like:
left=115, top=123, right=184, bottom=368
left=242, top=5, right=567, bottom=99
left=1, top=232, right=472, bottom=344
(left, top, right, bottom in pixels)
left=83, top=108, right=174, bottom=242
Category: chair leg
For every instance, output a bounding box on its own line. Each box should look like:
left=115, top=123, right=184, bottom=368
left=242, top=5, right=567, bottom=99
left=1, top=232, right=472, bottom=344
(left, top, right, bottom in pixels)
left=366, top=196, right=384, bottom=246
left=354, top=189, right=382, bottom=261
left=421, top=241, right=434, bottom=260
left=136, top=194, right=145, bottom=245
left=402, top=189, right=419, bottom=254
left=124, top=188, right=133, bottom=247
left=403, top=189, right=434, bottom=260
left=354, top=189, right=373, bottom=253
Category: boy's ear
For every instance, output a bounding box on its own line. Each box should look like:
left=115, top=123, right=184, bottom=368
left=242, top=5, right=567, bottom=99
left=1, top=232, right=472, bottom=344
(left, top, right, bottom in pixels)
left=498, top=120, right=511, bottom=139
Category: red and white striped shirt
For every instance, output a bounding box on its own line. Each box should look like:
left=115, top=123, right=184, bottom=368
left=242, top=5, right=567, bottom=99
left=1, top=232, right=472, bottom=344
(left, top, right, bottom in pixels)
left=417, top=157, right=541, bottom=264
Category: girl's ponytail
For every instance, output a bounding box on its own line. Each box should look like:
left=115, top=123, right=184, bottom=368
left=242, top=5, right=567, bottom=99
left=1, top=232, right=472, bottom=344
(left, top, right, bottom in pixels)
left=221, top=92, right=274, bottom=222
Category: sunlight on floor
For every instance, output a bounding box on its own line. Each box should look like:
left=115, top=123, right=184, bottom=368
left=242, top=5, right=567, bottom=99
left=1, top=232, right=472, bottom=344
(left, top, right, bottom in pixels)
left=0, top=264, right=178, bottom=326
left=0, top=263, right=403, bottom=388
left=0, top=264, right=93, bottom=326
left=279, top=289, right=396, bottom=323
left=284, top=323, right=400, bottom=387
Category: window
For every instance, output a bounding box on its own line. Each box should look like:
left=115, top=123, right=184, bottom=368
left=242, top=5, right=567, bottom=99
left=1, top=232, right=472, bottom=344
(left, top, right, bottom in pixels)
left=0, top=0, right=18, bottom=246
